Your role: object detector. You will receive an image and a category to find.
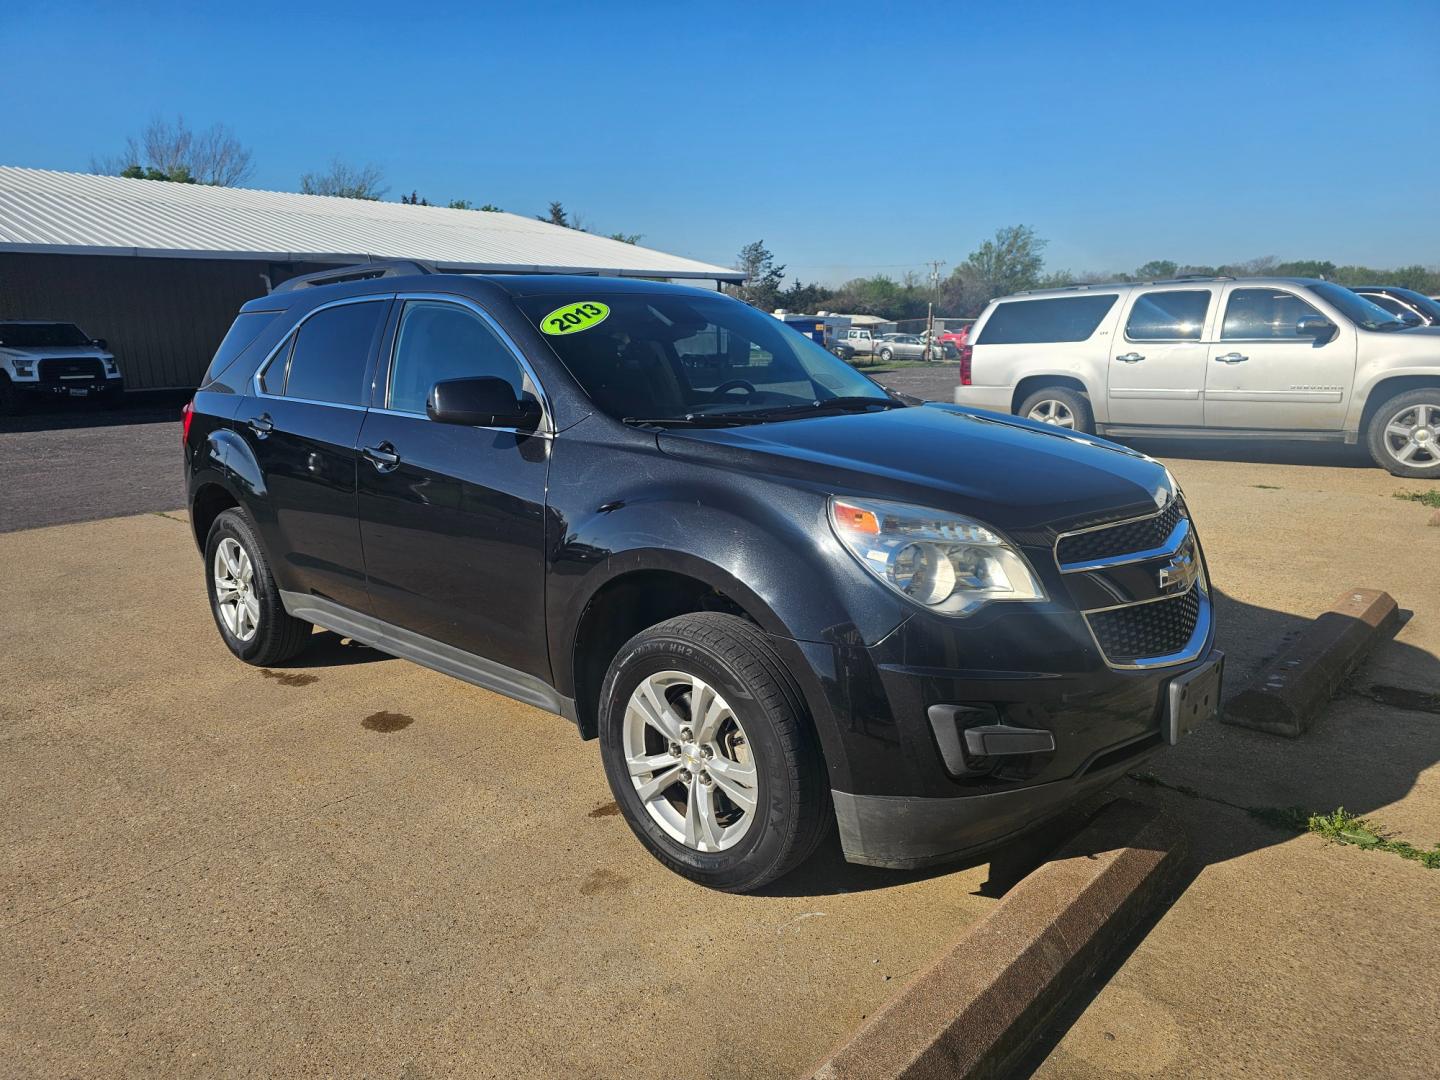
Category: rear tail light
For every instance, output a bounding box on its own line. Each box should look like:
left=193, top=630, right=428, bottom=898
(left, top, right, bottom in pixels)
left=181, top=399, right=195, bottom=446
left=958, top=344, right=973, bottom=387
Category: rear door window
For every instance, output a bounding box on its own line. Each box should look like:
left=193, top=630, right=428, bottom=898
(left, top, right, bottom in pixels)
left=265, top=300, right=386, bottom=405
left=1125, top=291, right=1211, bottom=341
left=1221, top=289, right=1322, bottom=340
left=978, top=295, right=1118, bottom=344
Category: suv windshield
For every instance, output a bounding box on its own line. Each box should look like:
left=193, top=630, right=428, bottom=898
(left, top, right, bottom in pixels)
left=516, top=291, right=893, bottom=424
left=1307, top=282, right=1409, bottom=332
left=0, top=322, right=92, bottom=348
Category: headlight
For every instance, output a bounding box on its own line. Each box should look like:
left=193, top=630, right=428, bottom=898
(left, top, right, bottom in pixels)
left=13, top=361, right=33, bottom=377
left=103, top=357, right=119, bottom=374
left=829, top=497, right=1045, bottom=616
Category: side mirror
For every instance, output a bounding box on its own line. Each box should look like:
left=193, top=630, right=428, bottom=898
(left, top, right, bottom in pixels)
left=1296, top=315, right=1335, bottom=339
left=93, top=338, right=108, bottom=350
left=427, top=376, right=541, bottom=430
left=1400, top=313, right=1423, bottom=328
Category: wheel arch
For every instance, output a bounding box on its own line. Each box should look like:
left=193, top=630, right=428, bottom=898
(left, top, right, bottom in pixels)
left=1359, top=374, right=1440, bottom=435
left=563, top=558, right=789, bottom=741
left=1010, top=373, right=1093, bottom=416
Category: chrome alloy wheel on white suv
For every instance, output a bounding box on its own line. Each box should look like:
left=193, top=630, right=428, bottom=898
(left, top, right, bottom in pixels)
left=1380, top=401, right=1440, bottom=471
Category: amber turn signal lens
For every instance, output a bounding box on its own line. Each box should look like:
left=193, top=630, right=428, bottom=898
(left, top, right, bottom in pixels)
left=832, top=500, right=880, bottom=535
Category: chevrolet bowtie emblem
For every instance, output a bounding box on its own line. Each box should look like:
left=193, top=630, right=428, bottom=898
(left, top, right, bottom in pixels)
left=1158, top=545, right=1200, bottom=593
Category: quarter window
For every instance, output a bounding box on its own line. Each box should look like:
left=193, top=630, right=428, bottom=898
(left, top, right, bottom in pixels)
left=978, top=295, right=1118, bottom=345
left=264, top=301, right=386, bottom=404
left=1360, top=293, right=1412, bottom=318
left=387, top=301, right=527, bottom=415
left=1125, top=291, right=1210, bottom=341
left=1221, top=289, right=1322, bottom=340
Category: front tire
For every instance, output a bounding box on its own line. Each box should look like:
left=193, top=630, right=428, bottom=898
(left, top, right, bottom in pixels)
left=204, top=508, right=312, bottom=665
left=1018, top=386, right=1094, bottom=434
left=1366, top=388, right=1440, bottom=478
left=597, top=613, right=830, bottom=892
left=0, top=375, right=22, bottom=417
left=878, top=347, right=894, bottom=363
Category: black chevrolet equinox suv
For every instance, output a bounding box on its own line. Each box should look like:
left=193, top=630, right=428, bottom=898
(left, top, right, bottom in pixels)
left=183, top=262, right=1222, bottom=892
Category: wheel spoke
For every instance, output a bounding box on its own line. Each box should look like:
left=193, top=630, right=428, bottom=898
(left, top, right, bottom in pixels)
left=1396, top=442, right=1419, bottom=462
left=244, top=593, right=260, bottom=626
left=691, top=679, right=728, bottom=743
left=692, top=781, right=723, bottom=850
left=626, top=751, right=676, bottom=778
left=1387, top=422, right=1415, bottom=440
left=707, top=755, right=758, bottom=814
left=634, top=763, right=684, bottom=803
left=1417, top=405, right=1432, bottom=427
left=634, top=679, right=683, bottom=742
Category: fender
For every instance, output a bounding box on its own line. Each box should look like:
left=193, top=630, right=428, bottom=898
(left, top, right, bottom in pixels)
left=545, top=476, right=909, bottom=701
left=1347, top=363, right=1440, bottom=434
left=1012, top=368, right=1105, bottom=420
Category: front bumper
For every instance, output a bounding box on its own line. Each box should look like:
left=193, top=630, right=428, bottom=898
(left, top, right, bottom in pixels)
left=13, top=376, right=123, bottom=399
left=832, top=727, right=1165, bottom=868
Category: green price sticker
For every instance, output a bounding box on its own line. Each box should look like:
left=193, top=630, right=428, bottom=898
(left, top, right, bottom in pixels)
left=541, top=301, right=610, bottom=336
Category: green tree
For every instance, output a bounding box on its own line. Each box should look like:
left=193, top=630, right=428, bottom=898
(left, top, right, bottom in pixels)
left=1134, top=260, right=1178, bottom=280
left=959, top=225, right=1048, bottom=297
left=730, top=240, right=787, bottom=309
left=607, top=232, right=643, bottom=244
left=776, top=279, right=835, bottom=313
left=400, top=190, right=431, bottom=206
left=300, top=158, right=388, bottom=200
left=539, top=201, right=569, bottom=227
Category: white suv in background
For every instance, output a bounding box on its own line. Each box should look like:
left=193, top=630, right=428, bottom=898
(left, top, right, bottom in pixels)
left=954, top=277, right=1440, bottom=477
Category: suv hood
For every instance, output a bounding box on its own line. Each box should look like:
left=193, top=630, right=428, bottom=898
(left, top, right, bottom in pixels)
left=656, top=404, right=1173, bottom=533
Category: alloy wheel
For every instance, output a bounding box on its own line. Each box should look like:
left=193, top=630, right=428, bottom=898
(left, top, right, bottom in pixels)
left=1383, top=402, right=1440, bottom=469
left=213, top=537, right=260, bottom=642
left=1028, top=399, right=1077, bottom=429
left=622, top=670, right=759, bottom=852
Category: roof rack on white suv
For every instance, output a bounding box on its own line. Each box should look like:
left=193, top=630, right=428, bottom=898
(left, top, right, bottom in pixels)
left=955, top=276, right=1440, bottom=478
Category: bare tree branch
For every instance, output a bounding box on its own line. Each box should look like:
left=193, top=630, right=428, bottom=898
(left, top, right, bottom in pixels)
left=299, top=158, right=388, bottom=200
left=91, top=115, right=254, bottom=186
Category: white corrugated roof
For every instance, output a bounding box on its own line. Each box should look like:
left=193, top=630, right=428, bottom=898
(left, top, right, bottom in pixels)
left=0, top=166, right=741, bottom=281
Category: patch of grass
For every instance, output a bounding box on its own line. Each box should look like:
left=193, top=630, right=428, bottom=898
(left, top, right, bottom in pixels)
left=1250, top=805, right=1440, bottom=869
left=1394, top=490, right=1440, bottom=508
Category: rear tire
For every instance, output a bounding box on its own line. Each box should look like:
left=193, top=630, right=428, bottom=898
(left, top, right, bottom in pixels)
left=1365, top=388, right=1440, bottom=478
left=1018, top=386, right=1094, bottom=434
left=597, top=613, right=831, bottom=892
left=204, top=508, right=312, bottom=666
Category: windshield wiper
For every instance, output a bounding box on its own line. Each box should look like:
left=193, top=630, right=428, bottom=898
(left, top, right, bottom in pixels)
left=726, top=396, right=907, bottom=421
left=622, top=414, right=771, bottom=428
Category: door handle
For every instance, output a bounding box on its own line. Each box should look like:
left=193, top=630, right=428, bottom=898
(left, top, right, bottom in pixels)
left=246, top=414, right=273, bottom=438
left=1214, top=352, right=1249, bottom=364
left=1115, top=352, right=1145, bottom=363
left=362, top=442, right=401, bottom=472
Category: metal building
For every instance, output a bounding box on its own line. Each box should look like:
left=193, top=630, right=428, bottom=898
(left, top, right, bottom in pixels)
left=0, top=167, right=742, bottom=390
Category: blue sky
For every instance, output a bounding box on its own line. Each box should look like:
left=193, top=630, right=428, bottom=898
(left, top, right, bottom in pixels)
left=5, top=0, right=1438, bottom=283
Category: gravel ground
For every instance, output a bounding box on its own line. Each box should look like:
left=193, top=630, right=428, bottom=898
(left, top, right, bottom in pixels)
left=0, top=397, right=187, bottom=533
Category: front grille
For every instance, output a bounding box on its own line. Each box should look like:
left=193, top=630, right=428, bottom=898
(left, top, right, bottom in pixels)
left=38, top=358, right=105, bottom=386
left=1087, top=588, right=1201, bottom=665
left=1057, top=498, right=1184, bottom=567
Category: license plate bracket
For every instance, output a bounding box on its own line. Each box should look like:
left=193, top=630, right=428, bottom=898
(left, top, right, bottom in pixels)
left=1167, top=651, right=1223, bottom=744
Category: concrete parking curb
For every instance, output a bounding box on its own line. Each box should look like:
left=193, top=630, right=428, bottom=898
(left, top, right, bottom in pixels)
left=1224, top=588, right=1400, bottom=738
left=809, top=797, right=1186, bottom=1080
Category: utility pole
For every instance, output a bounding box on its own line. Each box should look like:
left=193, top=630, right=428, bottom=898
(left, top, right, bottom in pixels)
left=925, top=260, right=945, bottom=361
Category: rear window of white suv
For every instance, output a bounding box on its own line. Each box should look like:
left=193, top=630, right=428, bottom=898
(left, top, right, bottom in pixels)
left=978, top=295, right=1118, bottom=345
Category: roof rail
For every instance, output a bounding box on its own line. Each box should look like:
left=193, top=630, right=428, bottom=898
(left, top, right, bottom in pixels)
left=270, top=259, right=438, bottom=293
left=1145, top=274, right=1236, bottom=284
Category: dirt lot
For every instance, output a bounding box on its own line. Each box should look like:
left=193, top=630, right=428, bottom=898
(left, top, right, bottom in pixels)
left=0, top=511, right=1003, bottom=1079
left=2, top=402, right=1437, bottom=1078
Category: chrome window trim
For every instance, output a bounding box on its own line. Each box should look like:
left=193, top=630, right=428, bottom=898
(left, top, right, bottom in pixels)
left=1059, top=516, right=1191, bottom=574
left=251, top=294, right=395, bottom=404
left=1080, top=581, right=1212, bottom=670
left=384, top=293, right=555, bottom=437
